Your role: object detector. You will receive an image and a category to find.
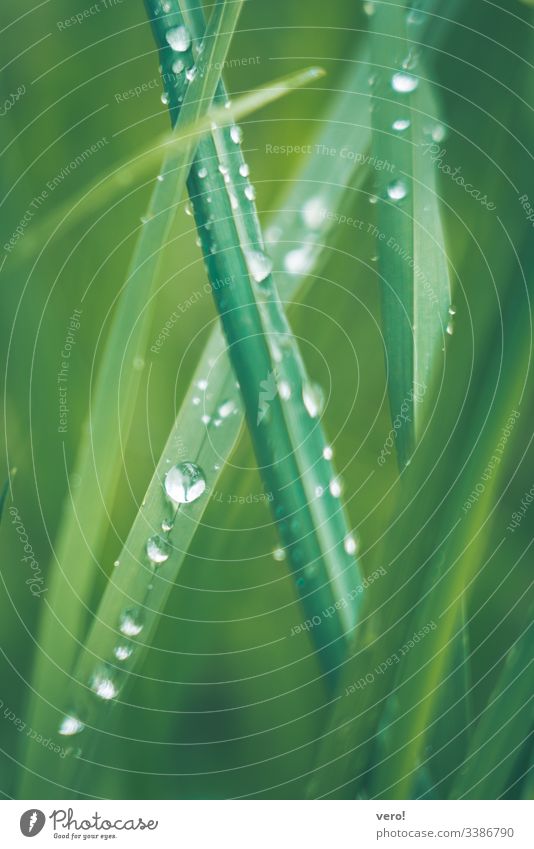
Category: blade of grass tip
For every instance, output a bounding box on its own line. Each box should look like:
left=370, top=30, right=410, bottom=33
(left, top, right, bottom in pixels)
left=367, top=300, right=531, bottom=800
left=20, top=0, right=244, bottom=798
left=452, top=608, right=533, bottom=799
left=178, top=0, right=364, bottom=679
left=16, top=67, right=328, bottom=266
left=51, top=34, right=378, bottom=792
left=370, top=0, right=452, bottom=468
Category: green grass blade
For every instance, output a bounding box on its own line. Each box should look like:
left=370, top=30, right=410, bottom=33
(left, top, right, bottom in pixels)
left=453, top=608, right=533, bottom=799
left=371, top=1, right=452, bottom=467
left=47, top=24, right=376, bottom=795
left=20, top=0, right=244, bottom=797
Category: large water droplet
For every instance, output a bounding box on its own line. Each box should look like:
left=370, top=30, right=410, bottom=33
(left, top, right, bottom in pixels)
left=119, top=609, right=144, bottom=637
left=59, top=714, right=84, bottom=737
left=91, top=667, right=118, bottom=701
left=387, top=179, right=409, bottom=201
left=146, top=534, right=171, bottom=564
left=244, top=248, right=272, bottom=283
left=165, top=25, right=191, bottom=52
left=391, top=72, right=419, bottom=93
left=302, top=382, right=324, bottom=418
left=165, top=462, right=206, bottom=504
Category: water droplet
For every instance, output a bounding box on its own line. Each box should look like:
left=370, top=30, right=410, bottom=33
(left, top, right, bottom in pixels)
left=363, top=1, right=375, bottom=16
left=184, top=201, right=193, bottom=216
left=393, top=118, right=411, bottom=132
left=244, top=248, right=272, bottom=283
left=59, top=714, right=84, bottom=737
left=156, top=174, right=164, bottom=183
left=302, top=382, right=324, bottom=418
left=146, top=534, right=171, bottom=564
left=197, top=378, right=208, bottom=390
left=161, top=91, right=170, bottom=106
left=279, top=380, right=291, bottom=400
left=165, top=462, right=207, bottom=504
left=369, top=194, right=379, bottom=205
left=119, top=609, right=144, bottom=637
left=218, top=399, right=236, bottom=418
left=201, top=414, right=210, bottom=425
left=448, top=304, right=456, bottom=316
left=431, top=123, right=447, bottom=142
left=446, top=320, right=454, bottom=336
left=315, top=485, right=324, bottom=498
left=273, top=547, right=286, bottom=562
left=344, top=534, right=358, bottom=555
left=284, top=246, right=314, bottom=275
left=387, top=179, right=409, bottom=201
left=323, top=445, right=333, bottom=461
left=391, top=72, right=419, bottom=93
left=198, top=166, right=208, bottom=179
left=239, top=163, right=250, bottom=178
left=91, top=668, right=118, bottom=701
left=302, top=196, right=325, bottom=230
left=330, top=478, right=343, bottom=498
left=172, top=58, right=185, bottom=74
left=165, top=25, right=191, bottom=52
left=185, top=65, right=197, bottom=83
left=113, top=559, right=120, bottom=568
left=230, top=125, right=243, bottom=144
left=192, top=396, right=201, bottom=406
left=243, top=185, right=255, bottom=202
left=161, top=517, right=173, bottom=533
left=114, top=644, right=133, bottom=662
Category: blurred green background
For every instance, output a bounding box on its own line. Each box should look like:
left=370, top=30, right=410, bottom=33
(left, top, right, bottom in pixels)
left=1, top=0, right=533, bottom=798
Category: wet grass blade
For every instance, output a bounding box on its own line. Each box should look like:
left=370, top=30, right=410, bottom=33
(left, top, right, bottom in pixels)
left=20, top=0, right=244, bottom=797
left=371, top=1, right=452, bottom=467
left=47, top=22, right=376, bottom=794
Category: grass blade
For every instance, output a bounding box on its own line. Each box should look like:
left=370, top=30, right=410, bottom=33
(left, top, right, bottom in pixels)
left=371, top=0, right=452, bottom=467
left=452, top=609, right=533, bottom=799
left=20, top=0, right=244, bottom=797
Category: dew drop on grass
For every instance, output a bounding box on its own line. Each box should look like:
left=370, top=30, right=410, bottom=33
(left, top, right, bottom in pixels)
left=119, top=609, right=144, bottom=637
left=279, top=380, right=291, bottom=400
left=218, top=399, right=237, bottom=418
left=186, top=66, right=197, bottom=82
left=330, top=478, right=343, bottom=498
left=114, top=644, right=133, bottom=662
left=387, top=179, right=409, bottom=201
left=391, top=72, right=419, bottom=93
left=302, top=196, right=325, bottom=230
left=244, top=248, right=272, bottom=283
left=446, top=320, right=455, bottom=336
left=161, top=91, right=170, bottom=106
left=393, top=118, right=411, bottom=132
left=184, top=201, right=193, bottom=216
left=198, top=166, right=208, bottom=179
left=431, top=123, right=447, bottom=142
left=165, top=462, right=207, bottom=504
left=363, top=1, right=375, bottom=16
left=284, top=245, right=313, bottom=275
left=344, top=534, right=358, bottom=555
left=59, top=714, right=84, bottom=737
left=146, top=534, right=171, bottom=565
left=323, top=445, right=333, bottom=460
left=165, top=25, right=191, bottom=52
left=91, top=668, right=118, bottom=701
left=244, top=184, right=256, bottom=202
left=302, top=382, right=324, bottom=418
left=197, top=378, right=208, bottom=390
left=161, top=517, right=173, bottom=533
left=273, top=547, right=286, bottom=562
left=172, top=58, right=185, bottom=74
left=448, top=304, right=457, bottom=316
left=201, top=414, right=211, bottom=425
left=230, top=125, right=243, bottom=144
left=239, top=163, right=250, bottom=178
left=315, top=485, right=324, bottom=498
